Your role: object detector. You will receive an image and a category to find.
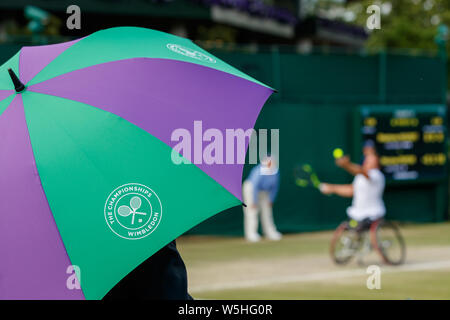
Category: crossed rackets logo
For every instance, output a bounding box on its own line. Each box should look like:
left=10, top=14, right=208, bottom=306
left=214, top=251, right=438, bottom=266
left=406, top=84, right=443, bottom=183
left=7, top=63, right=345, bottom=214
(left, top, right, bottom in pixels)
left=104, top=183, right=163, bottom=240
left=166, top=43, right=217, bottom=63
left=118, top=196, right=147, bottom=225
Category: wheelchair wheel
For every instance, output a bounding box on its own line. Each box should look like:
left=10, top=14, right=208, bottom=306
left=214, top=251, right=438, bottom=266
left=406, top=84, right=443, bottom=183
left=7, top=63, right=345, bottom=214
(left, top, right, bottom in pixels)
left=370, top=220, right=406, bottom=265
left=330, top=221, right=362, bottom=265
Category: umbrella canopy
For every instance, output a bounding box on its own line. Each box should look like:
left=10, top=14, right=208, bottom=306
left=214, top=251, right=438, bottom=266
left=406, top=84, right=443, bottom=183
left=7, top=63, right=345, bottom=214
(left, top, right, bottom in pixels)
left=0, top=27, right=273, bottom=299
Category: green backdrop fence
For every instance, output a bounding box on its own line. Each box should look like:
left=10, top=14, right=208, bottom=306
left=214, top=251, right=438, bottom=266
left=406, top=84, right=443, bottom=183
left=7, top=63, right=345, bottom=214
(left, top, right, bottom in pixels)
left=189, top=47, right=448, bottom=235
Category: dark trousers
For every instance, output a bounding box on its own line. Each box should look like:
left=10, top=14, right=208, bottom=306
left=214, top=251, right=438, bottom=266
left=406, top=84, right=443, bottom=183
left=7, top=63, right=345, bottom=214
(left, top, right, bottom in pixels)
left=103, top=240, right=192, bottom=300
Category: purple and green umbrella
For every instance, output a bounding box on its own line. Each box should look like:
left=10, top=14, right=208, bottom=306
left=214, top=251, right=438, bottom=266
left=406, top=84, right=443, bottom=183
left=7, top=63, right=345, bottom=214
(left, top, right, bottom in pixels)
left=0, top=27, right=273, bottom=299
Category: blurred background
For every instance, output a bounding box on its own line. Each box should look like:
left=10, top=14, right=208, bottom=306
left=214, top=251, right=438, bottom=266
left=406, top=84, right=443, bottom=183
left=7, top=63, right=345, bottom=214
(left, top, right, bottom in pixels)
left=1, top=0, right=449, bottom=299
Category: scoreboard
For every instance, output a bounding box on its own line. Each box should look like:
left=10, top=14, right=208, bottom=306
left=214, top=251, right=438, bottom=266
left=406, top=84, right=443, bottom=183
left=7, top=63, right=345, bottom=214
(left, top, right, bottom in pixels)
left=360, top=105, right=447, bottom=182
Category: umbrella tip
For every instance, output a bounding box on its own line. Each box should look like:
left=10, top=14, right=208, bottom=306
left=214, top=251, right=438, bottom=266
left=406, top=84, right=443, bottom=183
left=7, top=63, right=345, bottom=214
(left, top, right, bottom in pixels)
left=8, top=68, right=26, bottom=93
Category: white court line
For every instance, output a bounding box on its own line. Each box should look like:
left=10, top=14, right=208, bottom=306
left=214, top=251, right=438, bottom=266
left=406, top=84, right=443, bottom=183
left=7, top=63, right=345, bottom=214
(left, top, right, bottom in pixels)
left=189, top=260, right=450, bottom=293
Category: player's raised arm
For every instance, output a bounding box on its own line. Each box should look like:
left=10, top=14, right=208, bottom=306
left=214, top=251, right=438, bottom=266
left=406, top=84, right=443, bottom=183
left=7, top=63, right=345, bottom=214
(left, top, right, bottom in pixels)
left=335, top=155, right=368, bottom=178
left=320, top=183, right=354, bottom=198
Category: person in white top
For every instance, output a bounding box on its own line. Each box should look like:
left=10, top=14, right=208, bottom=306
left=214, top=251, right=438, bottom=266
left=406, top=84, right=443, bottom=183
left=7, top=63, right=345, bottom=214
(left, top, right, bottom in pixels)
left=319, top=142, right=386, bottom=222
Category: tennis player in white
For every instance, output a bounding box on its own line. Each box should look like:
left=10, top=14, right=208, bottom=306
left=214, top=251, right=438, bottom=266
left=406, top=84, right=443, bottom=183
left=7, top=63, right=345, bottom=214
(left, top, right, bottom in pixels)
left=320, top=142, right=386, bottom=223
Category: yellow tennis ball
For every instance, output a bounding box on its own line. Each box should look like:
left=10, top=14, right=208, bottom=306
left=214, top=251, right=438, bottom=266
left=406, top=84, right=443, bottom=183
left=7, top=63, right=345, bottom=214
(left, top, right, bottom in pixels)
left=333, top=148, right=344, bottom=159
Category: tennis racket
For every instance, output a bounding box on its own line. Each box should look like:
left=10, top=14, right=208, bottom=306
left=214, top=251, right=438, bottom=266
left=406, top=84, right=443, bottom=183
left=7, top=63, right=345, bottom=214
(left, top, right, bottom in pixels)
left=293, top=163, right=322, bottom=189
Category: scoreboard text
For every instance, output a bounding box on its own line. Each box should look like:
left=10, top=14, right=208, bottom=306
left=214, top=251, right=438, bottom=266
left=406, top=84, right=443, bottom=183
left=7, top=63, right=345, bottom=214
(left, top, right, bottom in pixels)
left=360, top=105, right=447, bottom=181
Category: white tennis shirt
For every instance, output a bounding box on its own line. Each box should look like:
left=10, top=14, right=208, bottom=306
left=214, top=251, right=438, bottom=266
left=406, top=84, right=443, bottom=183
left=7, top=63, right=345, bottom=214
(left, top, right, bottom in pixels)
left=347, top=169, right=386, bottom=221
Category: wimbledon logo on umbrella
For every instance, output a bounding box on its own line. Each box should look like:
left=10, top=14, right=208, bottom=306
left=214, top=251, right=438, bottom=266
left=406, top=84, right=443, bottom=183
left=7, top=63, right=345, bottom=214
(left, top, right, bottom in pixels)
left=104, top=183, right=162, bottom=240
left=167, top=43, right=217, bottom=63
